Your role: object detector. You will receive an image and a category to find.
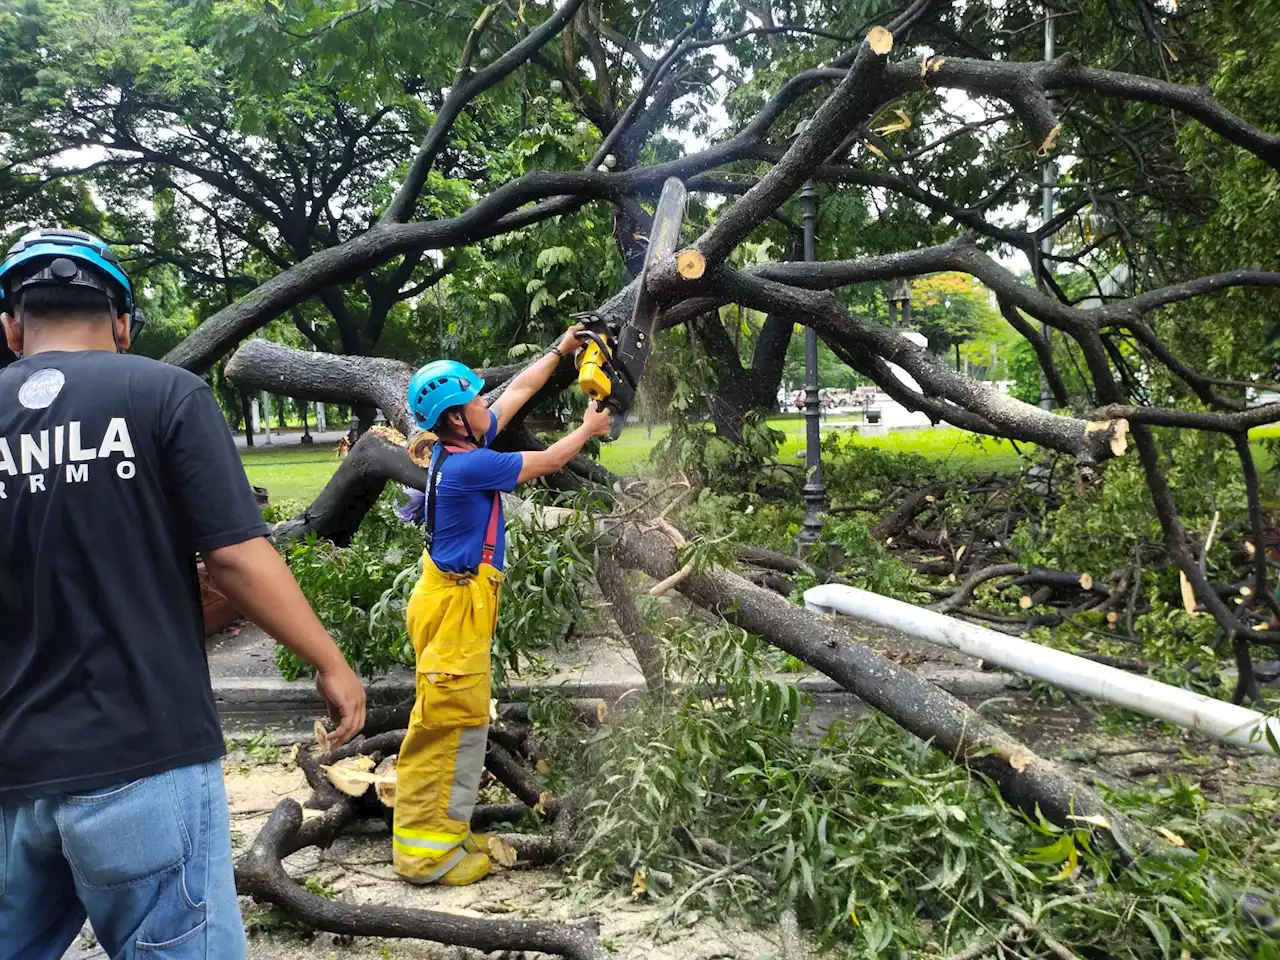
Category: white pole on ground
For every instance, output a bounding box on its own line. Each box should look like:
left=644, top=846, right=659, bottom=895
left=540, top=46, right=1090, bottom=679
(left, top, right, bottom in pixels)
left=804, top=584, right=1280, bottom=755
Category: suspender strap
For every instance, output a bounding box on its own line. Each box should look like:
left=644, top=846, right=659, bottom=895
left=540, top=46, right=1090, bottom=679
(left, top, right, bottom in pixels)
left=480, top=491, right=501, bottom=567
left=424, top=444, right=502, bottom=571
left=423, top=447, right=452, bottom=552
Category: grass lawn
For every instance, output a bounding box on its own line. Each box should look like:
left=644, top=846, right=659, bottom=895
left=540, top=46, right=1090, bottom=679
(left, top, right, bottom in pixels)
left=240, top=442, right=344, bottom=507
left=241, top=420, right=1280, bottom=507
left=598, top=416, right=1027, bottom=475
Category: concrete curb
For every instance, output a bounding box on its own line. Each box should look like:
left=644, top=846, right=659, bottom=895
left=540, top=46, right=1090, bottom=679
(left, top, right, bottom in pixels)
left=213, top=668, right=1008, bottom=716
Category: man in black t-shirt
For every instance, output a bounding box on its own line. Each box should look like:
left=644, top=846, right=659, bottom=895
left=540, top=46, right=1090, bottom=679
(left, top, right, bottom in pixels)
left=0, top=228, right=367, bottom=959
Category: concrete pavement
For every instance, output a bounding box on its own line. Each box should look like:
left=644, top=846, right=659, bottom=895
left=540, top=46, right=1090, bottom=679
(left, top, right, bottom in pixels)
left=233, top=428, right=349, bottom=449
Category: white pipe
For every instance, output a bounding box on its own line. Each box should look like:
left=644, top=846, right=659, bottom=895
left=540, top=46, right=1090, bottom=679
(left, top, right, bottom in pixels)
left=804, top=584, right=1280, bottom=755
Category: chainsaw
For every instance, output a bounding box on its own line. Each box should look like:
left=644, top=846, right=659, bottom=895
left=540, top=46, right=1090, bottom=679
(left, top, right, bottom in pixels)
left=574, top=176, right=688, bottom=441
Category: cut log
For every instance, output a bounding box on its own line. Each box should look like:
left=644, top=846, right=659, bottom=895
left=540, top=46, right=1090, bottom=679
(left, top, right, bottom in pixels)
left=320, top=755, right=378, bottom=797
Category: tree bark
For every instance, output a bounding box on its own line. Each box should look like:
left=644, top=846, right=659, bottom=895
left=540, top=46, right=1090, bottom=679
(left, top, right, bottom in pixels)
left=595, top=559, right=667, bottom=695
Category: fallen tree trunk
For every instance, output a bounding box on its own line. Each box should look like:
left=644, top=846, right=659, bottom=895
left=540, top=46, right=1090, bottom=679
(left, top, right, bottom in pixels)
left=237, top=799, right=609, bottom=959
left=611, top=522, right=1177, bottom=857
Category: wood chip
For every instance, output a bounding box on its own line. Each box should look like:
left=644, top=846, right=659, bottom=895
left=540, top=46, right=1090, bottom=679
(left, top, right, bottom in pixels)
left=314, top=720, right=330, bottom=753
left=1245, top=540, right=1257, bottom=557
left=1078, top=573, right=1093, bottom=591
left=536, top=759, right=551, bottom=775
left=1007, top=747, right=1035, bottom=772
left=596, top=700, right=609, bottom=723
left=1106, top=612, right=1119, bottom=624
left=488, top=836, right=518, bottom=868
left=1240, top=585, right=1253, bottom=597
left=1158, top=827, right=1186, bottom=847
left=534, top=791, right=550, bottom=815
left=1069, top=814, right=1112, bottom=830
left=1179, top=571, right=1200, bottom=617
left=1019, top=595, right=1033, bottom=610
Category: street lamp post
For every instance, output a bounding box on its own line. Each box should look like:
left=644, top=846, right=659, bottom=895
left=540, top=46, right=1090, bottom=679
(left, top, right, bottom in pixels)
left=886, top=278, right=912, bottom=328
left=798, top=176, right=827, bottom=546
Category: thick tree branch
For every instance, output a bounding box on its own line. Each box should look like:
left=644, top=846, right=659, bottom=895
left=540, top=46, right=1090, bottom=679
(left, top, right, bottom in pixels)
left=693, top=27, right=896, bottom=266
left=610, top=522, right=1174, bottom=855
left=382, top=0, right=588, bottom=223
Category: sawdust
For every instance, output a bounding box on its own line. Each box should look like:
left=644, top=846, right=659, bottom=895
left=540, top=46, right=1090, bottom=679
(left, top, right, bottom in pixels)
left=223, top=761, right=791, bottom=960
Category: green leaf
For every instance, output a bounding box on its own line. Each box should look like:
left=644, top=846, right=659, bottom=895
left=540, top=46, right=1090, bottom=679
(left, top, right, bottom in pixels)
left=536, top=245, right=576, bottom=273
left=530, top=285, right=555, bottom=316
left=1138, top=910, right=1172, bottom=958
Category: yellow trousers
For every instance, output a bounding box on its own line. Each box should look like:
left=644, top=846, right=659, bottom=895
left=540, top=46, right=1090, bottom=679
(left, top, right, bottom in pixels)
left=393, top=552, right=503, bottom=882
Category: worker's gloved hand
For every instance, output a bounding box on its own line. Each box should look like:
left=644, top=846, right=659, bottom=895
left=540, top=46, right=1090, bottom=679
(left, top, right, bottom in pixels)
left=316, top=662, right=368, bottom=746
left=582, top=400, right=612, bottom=438
left=557, top=323, right=586, bottom=356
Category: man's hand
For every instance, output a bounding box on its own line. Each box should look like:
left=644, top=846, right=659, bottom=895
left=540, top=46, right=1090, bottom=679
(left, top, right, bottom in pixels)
left=204, top=537, right=369, bottom=745
left=518, top=401, right=614, bottom=483
left=583, top=400, right=612, bottom=438
left=558, top=323, right=586, bottom=356
left=316, top=663, right=367, bottom=747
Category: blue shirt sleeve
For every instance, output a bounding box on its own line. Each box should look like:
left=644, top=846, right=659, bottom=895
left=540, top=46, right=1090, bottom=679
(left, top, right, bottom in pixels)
left=447, top=447, right=523, bottom=493
left=485, top=409, right=499, bottom=444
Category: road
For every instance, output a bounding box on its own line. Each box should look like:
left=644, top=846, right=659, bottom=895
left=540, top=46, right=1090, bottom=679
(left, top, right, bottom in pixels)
left=232, top=428, right=349, bottom=449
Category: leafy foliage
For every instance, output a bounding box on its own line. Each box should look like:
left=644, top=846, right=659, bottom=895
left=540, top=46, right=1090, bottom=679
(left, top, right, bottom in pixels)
left=278, top=492, right=597, bottom=686
left=276, top=492, right=422, bottom=680
left=563, top=607, right=1280, bottom=957
left=1013, top=432, right=1247, bottom=595
left=651, top=410, right=789, bottom=493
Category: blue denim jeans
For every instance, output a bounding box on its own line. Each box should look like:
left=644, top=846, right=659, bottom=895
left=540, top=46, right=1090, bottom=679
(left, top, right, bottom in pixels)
left=0, top=759, right=246, bottom=960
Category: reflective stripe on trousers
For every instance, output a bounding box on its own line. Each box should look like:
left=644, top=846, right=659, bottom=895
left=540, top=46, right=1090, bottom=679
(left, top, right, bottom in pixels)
left=393, top=552, right=503, bottom=881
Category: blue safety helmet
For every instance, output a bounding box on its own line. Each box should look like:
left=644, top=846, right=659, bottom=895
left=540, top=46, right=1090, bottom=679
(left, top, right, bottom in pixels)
left=0, top=228, right=145, bottom=343
left=408, top=359, right=483, bottom=431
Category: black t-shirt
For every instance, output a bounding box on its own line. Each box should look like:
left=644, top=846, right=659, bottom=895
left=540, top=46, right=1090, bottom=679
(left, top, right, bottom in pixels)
left=0, top=351, right=268, bottom=801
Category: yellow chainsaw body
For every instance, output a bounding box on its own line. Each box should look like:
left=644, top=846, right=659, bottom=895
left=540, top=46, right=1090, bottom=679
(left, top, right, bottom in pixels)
left=577, top=338, right=613, bottom=402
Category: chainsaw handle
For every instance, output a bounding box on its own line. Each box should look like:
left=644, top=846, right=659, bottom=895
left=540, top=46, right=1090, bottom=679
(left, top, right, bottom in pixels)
left=605, top=402, right=627, bottom=441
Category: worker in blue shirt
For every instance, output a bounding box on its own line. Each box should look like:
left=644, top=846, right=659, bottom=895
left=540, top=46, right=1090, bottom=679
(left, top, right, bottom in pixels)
left=394, top=325, right=610, bottom=885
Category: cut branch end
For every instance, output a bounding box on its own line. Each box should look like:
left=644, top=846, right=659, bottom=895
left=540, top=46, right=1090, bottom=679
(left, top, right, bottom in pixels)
left=1036, top=123, right=1063, bottom=157
left=676, top=248, right=706, bottom=280
left=867, top=26, right=893, bottom=55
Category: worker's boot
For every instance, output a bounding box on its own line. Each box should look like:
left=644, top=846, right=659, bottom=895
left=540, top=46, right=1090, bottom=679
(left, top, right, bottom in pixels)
left=436, top=851, right=492, bottom=886
left=462, top=831, right=491, bottom=855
